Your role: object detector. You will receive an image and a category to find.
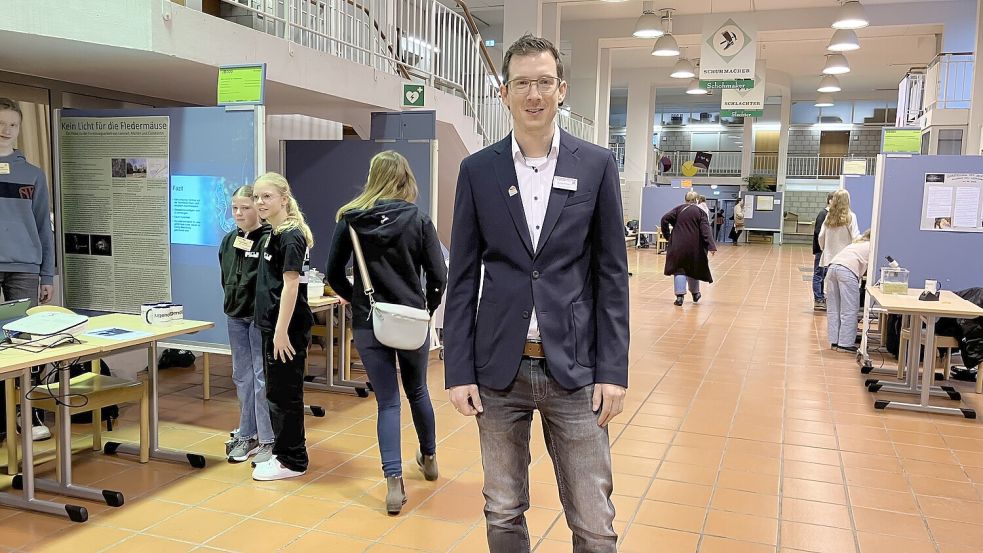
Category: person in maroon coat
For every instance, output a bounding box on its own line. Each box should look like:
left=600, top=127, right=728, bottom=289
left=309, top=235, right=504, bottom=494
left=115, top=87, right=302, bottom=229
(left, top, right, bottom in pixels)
left=661, top=191, right=717, bottom=306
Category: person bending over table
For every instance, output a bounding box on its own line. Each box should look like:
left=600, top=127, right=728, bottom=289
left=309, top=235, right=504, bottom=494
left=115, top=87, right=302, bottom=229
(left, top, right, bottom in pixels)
left=825, top=230, right=870, bottom=353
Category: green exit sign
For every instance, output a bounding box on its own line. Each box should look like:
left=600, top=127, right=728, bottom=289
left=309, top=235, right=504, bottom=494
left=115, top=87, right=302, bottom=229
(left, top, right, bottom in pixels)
left=402, top=84, right=426, bottom=108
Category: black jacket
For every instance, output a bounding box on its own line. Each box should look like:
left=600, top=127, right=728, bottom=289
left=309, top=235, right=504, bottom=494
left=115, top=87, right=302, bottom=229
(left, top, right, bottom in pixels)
left=219, top=224, right=271, bottom=318
left=326, top=200, right=447, bottom=330
left=936, top=287, right=983, bottom=369
left=813, top=208, right=828, bottom=254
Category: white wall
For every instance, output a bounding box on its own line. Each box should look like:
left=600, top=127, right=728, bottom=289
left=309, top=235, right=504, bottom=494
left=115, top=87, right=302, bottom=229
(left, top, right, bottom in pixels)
left=265, top=114, right=344, bottom=174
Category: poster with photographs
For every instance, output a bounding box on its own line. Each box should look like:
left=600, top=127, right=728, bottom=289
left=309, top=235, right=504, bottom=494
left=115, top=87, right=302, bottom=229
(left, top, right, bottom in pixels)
left=59, top=116, right=172, bottom=313
left=919, top=173, right=983, bottom=233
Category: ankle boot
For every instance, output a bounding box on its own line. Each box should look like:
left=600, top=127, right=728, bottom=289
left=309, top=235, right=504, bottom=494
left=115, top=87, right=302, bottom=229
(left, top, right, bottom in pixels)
left=416, top=450, right=438, bottom=481
left=386, top=475, right=407, bottom=515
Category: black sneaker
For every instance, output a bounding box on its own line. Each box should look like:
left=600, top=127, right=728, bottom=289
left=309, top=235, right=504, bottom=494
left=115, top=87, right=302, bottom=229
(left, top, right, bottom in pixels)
left=673, top=296, right=684, bottom=306
left=836, top=345, right=859, bottom=353
left=692, top=292, right=702, bottom=303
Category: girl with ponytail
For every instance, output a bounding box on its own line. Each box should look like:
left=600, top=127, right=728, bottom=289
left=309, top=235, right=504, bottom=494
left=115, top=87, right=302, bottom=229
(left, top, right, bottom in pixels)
left=250, top=172, right=314, bottom=481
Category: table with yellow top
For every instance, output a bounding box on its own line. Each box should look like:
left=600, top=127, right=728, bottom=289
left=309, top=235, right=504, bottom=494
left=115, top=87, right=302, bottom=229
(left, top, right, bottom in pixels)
left=0, top=314, right=213, bottom=522
left=864, top=287, right=983, bottom=418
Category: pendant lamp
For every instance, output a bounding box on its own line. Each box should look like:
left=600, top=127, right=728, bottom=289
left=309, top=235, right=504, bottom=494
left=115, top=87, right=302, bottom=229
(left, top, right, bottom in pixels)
left=632, top=1, right=664, bottom=39
left=817, top=74, right=842, bottom=93
left=815, top=94, right=835, bottom=107
left=832, top=1, right=869, bottom=30
left=823, top=53, right=851, bottom=75
left=827, top=29, right=860, bottom=51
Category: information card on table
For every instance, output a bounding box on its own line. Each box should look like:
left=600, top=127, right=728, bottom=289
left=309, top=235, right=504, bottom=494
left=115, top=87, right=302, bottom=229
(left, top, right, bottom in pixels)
left=59, top=116, right=172, bottom=313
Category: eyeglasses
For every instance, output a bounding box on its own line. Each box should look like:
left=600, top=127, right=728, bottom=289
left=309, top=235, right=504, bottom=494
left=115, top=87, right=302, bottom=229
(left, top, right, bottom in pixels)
left=506, top=76, right=561, bottom=95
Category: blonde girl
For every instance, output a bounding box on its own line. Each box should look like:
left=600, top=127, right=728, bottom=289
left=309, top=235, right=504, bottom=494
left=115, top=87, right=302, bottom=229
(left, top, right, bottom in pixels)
left=818, top=189, right=860, bottom=267
left=219, top=186, right=274, bottom=464
left=326, top=151, right=447, bottom=514
left=250, top=172, right=315, bottom=481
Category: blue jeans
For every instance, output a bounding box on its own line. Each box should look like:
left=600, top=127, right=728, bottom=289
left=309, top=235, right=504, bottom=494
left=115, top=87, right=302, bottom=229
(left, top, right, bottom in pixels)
left=674, top=274, right=699, bottom=296
left=227, top=317, right=274, bottom=444
left=353, top=329, right=436, bottom=477
left=813, top=253, right=827, bottom=302
left=477, top=359, right=617, bottom=553
left=825, top=264, right=860, bottom=347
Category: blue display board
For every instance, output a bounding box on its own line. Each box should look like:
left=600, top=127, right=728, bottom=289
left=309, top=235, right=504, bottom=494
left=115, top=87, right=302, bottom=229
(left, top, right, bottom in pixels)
left=639, top=186, right=687, bottom=233
left=841, top=174, right=875, bottom=232
left=57, top=107, right=261, bottom=348
left=740, top=191, right=784, bottom=232
left=871, top=155, right=983, bottom=292
left=284, top=140, right=434, bottom=271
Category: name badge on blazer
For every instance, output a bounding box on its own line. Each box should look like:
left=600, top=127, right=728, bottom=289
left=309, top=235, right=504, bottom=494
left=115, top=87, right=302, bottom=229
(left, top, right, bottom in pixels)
left=552, top=176, right=577, bottom=192
left=0, top=163, right=9, bottom=175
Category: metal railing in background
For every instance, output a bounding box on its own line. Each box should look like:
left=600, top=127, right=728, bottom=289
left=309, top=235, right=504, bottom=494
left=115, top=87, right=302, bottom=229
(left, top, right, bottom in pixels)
left=924, top=52, right=974, bottom=111
left=653, top=151, right=877, bottom=179
left=655, top=150, right=743, bottom=177
left=784, top=155, right=876, bottom=179
left=608, top=142, right=625, bottom=171
left=896, top=70, right=926, bottom=126
left=187, top=0, right=595, bottom=146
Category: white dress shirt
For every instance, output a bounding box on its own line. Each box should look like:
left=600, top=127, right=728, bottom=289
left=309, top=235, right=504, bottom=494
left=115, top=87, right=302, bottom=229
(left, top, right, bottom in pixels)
left=512, top=125, right=560, bottom=341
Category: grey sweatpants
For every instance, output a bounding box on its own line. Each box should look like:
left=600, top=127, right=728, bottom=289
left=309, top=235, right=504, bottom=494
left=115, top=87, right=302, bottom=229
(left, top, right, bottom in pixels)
left=825, top=264, right=860, bottom=348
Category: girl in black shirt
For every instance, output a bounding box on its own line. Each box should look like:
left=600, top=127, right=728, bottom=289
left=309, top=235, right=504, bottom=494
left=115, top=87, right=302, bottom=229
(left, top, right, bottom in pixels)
left=250, top=172, right=314, bottom=481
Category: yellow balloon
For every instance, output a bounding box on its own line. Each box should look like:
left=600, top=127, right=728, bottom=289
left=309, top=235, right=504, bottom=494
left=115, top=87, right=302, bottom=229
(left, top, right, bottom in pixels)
left=682, top=160, right=698, bottom=177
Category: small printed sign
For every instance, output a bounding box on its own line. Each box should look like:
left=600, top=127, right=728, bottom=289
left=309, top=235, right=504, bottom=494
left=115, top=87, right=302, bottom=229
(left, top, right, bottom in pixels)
left=402, top=84, right=426, bottom=108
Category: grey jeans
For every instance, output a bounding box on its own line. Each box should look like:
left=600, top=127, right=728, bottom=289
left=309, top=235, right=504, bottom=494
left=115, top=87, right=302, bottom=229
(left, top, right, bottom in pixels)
left=825, top=264, right=860, bottom=347
left=477, top=359, right=617, bottom=553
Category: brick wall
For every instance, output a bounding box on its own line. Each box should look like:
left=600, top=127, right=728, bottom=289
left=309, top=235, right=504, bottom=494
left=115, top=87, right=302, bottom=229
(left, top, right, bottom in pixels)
left=658, top=130, right=690, bottom=151
left=848, top=128, right=881, bottom=157
left=784, top=190, right=830, bottom=244
left=788, top=129, right=821, bottom=155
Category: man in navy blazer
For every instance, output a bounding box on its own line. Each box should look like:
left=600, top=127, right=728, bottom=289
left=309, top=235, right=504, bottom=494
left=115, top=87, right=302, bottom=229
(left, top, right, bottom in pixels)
left=444, top=35, right=629, bottom=553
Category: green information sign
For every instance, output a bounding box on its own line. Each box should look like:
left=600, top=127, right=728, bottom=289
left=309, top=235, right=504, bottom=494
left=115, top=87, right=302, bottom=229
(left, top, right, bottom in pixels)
left=402, top=84, right=426, bottom=108
left=720, top=109, right=763, bottom=118
left=882, top=128, right=922, bottom=154
left=217, top=64, right=266, bottom=105
left=700, top=79, right=755, bottom=90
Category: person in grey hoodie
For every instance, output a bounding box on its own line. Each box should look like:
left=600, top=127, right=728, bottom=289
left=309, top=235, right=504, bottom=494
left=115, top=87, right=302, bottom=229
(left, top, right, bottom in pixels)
left=326, top=151, right=447, bottom=515
left=0, top=97, right=56, bottom=442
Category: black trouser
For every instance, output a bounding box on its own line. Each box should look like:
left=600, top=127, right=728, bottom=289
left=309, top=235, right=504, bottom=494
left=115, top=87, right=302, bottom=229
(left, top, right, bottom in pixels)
left=261, top=328, right=310, bottom=472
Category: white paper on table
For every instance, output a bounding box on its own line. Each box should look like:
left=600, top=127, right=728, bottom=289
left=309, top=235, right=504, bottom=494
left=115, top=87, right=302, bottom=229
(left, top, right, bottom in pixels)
left=953, top=186, right=982, bottom=228
left=925, top=186, right=954, bottom=218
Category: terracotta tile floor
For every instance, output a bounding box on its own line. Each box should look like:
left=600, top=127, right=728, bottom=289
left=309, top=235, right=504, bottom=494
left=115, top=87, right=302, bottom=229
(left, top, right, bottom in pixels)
left=3, top=243, right=983, bottom=552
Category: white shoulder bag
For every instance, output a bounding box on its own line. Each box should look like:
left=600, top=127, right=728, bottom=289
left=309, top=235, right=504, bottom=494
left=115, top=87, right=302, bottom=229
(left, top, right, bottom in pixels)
left=349, top=226, right=431, bottom=350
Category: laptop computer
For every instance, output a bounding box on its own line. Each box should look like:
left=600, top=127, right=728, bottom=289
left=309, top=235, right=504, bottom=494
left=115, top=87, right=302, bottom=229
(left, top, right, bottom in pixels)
left=0, top=298, right=31, bottom=343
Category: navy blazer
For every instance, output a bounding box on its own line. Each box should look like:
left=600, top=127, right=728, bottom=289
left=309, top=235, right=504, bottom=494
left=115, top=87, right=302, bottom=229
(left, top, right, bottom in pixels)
left=444, top=130, right=630, bottom=391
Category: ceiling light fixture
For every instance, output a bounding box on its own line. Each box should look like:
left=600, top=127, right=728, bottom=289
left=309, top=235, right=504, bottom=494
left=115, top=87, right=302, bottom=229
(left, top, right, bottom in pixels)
left=815, top=93, right=835, bottom=107
left=671, top=48, right=695, bottom=79
left=686, top=78, right=708, bottom=95
left=651, top=9, right=680, bottom=56
left=817, top=74, right=842, bottom=92
left=827, top=29, right=860, bottom=51
left=822, top=53, right=851, bottom=74
left=832, top=1, right=870, bottom=30
left=632, top=1, right=664, bottom=39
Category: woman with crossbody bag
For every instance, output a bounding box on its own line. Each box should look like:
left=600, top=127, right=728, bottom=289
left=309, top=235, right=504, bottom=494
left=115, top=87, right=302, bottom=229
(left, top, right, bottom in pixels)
left=326, top=151, right=447, bottom=515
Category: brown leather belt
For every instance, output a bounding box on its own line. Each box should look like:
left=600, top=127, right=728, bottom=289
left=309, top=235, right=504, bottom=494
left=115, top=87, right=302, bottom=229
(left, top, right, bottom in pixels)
left=523, top=341, right=545, bottom=358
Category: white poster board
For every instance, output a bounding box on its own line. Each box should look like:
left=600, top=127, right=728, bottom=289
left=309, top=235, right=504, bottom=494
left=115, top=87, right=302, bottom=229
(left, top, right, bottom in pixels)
left=743, top=195, right=755, bottom=219
left=59, top=116, right=172, bottom=312
left=699, top=13, right=758, bottom=90
left=720, top=60, right=766, bottom=117
left=919, top=173, right=983, bottom=232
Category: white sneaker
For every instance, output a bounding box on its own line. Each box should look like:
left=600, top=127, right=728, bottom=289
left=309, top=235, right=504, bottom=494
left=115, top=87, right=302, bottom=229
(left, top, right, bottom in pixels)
left=252, top=458, right=305, bottom=481
left=32, top=425, right=51, bottom=442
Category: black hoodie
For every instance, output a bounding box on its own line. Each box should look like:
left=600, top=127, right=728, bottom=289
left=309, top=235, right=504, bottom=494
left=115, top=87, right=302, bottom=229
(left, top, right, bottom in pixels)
left=326, top=199, right=447, bottom=330
left=218, top=223, right=271, bottom=318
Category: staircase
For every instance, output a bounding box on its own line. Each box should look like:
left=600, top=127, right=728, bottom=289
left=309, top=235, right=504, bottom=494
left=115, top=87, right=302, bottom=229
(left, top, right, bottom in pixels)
left=211, top=0, right=595, bottom=148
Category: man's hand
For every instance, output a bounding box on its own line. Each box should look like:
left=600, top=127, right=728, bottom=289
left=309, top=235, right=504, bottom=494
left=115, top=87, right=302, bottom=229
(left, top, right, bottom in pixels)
left=592, top=383, right=626, bottom=427
left=39, top=285, right=53, bottom=305
left=448, top=384, right=483, bottom=416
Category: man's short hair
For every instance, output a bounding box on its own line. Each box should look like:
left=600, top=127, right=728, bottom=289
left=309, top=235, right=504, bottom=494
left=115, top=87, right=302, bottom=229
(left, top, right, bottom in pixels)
left=502, top=34, right=564, bottom=83
left=0, top=98, right=22, bottom=119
